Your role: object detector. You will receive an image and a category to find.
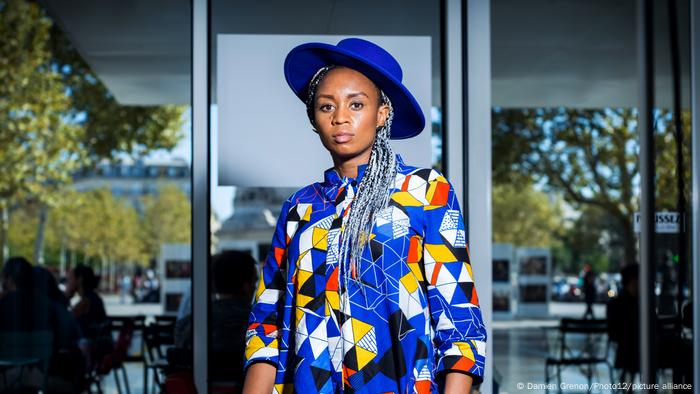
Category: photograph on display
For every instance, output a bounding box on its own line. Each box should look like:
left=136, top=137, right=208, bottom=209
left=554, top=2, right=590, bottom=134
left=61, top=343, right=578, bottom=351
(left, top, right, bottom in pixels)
left=493, top=290, right=511, bottom=311
left=166, top=260, right=192, bottom=279
left=520, top=284, right=547, bottom=303
left=519, top=256, right=547, bottom=275
left=493, top=259, right=510, bottom=282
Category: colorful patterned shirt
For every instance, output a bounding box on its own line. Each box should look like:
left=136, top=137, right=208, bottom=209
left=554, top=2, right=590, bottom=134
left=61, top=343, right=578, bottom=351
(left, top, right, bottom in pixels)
left=245, top=155, right=487, bottom=393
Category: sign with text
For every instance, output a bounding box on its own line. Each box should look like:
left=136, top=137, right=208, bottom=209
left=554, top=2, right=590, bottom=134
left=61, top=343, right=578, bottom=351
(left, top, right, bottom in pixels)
left=633, top=212, right=682, bottom=233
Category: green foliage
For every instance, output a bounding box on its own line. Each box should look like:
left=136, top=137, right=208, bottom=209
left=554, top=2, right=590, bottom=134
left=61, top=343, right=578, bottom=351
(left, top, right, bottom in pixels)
left=48, top=188, right=145, bottom=265
left=493, top=107, right=690, bottom=269
left=0, top=0, right=84, bottom=203
left=0, top=0, right=188, bottom=263
left=492, top=183, right=564, bottom=248
left=493, top=108, right=640, bottom=266
left=141, top=185, right=192, bottom=259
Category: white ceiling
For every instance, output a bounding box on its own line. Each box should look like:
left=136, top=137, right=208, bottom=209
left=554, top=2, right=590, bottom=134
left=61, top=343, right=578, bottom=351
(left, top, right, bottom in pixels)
left=43, top=0, right=690, bottom=108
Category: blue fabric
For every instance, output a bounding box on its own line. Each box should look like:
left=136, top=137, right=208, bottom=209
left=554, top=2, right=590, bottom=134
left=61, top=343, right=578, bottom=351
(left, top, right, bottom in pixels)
left=245, top=155, right=486, bottom=393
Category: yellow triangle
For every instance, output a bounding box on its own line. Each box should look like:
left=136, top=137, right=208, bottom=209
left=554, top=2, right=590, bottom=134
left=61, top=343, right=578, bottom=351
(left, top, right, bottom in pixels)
left=426, top=180, right=437, bottom=202
left=457, top=342, right=476, bottom=360
left=297, top=269, right=312, bottom=288
left=297, top=293, right=313, bottom=308
left=312, top=227, right=328, bottom=250
left=245, top=336, right=264, bottom=360
left=296, top=306, right=305, bottom=323
left=351, top=319, right=373, bottom=342
left=425, top=244, right=456, bottom=262
left=356, top=346, right=376, bottom=370
left=255, top=274, right=266, bottom=298
left=325, top=290, right=340, bottom=311
left=391, top=191, right=423, bottom=207
left=302, top=205, right=313, bottom=221
left=400, top=272, right=419, bottom=293
left=408, top=262, right=424, bottom=282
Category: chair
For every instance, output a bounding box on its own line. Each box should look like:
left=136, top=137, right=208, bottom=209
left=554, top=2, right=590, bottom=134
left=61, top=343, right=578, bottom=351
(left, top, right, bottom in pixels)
left=544, top=318, right=613, bottom=393
left=144, top=316, right=177, bottom=394
left=98, top=317, right=137, bottom=394
left=0, top=330, right=53, bottom=393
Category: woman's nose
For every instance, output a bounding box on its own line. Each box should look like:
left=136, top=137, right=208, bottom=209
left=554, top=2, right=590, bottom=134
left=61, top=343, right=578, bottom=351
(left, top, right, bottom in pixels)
left=332, top=106, right=350, bottom=125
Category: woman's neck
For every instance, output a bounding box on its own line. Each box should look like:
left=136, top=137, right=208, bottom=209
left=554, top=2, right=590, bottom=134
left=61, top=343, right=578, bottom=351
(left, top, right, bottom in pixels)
left=333, top=151, right=371, bottom=179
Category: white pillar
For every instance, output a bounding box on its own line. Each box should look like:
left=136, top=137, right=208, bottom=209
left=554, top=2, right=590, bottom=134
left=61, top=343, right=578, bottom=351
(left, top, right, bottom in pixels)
left=446, top=0, right=493, bottom=392
left=192, top=0, right=210, bottom=392
left=691, top=0, right=700, bottom=388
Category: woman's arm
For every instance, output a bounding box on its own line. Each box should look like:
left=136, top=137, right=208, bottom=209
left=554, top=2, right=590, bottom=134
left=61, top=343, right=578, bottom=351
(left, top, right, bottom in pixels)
left=242, top=362, right=276, bottom=394
left=419, top=170, right=487, bottom=388
left=444, top=372, right=473, bottom=394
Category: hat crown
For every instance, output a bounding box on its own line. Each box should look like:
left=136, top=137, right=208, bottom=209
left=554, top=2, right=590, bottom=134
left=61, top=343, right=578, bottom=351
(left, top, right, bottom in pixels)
left=336, top=38, right=403, bottom=82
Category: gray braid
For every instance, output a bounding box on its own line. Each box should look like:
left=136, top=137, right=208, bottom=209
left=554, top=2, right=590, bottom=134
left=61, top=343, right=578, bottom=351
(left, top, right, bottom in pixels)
left=338, top=98, right=396, bottom=290
left=305, top=66, right=398, bottom=291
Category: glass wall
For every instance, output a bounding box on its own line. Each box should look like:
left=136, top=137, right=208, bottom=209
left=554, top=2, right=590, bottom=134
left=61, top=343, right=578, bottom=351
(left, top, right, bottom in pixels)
left=0, top=1, right=193, bottom=393
left=207, top=0, right=446, bottom=389
left=491, top=0, right=693, bottom=392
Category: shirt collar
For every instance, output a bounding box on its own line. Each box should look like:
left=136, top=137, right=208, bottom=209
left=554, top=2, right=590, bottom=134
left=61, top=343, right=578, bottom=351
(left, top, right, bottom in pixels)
left=322, top=154, right=404, bottom=186
left=323, top=163, right=368, bottom=186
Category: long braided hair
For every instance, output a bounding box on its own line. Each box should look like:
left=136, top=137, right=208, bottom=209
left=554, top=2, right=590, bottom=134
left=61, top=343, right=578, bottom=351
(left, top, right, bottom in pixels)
left=306, top=65, right=398, bottom=288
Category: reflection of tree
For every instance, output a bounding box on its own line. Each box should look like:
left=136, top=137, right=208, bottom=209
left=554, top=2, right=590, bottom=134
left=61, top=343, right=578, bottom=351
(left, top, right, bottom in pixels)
left=493, top=107, right=690, bottom=267
left=492, top=183, right=564, bottom=248
left=0, top=0, right=187, bottom=264
left=141, top=185, right=192, bottom=259
left=0, top=0, right=83, bottom=261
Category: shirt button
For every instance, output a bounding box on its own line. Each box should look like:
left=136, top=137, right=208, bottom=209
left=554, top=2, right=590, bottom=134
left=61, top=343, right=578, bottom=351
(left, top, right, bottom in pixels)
left=351, top=181, right=357, bottom=187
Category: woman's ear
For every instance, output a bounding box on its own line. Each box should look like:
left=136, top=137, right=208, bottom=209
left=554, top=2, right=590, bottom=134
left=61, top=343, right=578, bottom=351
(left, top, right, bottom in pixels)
left=377, top=104, right=390, bottom=128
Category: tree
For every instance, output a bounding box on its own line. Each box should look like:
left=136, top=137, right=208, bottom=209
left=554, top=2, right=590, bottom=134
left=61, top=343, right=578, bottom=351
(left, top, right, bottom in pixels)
left=492, top=183, right=564, bottom=248
left=493, top=107, right=689, bottom=266
left=0, top=0, right=188, bottom=264
left=141, top=185, right=191, bottom=259
left=76, top=188, right=144, bottom=288
left=0, top=0, right=84, bottom=262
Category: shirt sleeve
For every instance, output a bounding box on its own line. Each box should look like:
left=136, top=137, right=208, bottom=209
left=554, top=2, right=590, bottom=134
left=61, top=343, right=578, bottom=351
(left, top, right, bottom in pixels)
left=421, top=171, right=487, bottom=385
left=244, top=199, right=291, bottom=370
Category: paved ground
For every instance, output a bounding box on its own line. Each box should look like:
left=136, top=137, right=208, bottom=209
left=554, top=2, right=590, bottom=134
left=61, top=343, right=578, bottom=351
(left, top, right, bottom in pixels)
left=97, top=298, right=673, bottom=394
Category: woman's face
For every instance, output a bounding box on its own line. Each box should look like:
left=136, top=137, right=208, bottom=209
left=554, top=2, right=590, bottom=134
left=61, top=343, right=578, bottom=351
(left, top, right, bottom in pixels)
left=313, top=67, right=389, bottom=164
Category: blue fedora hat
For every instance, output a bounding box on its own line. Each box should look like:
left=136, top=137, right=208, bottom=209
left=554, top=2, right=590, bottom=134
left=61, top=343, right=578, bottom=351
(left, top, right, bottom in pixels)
left=284, top=38, right=426, bottom=140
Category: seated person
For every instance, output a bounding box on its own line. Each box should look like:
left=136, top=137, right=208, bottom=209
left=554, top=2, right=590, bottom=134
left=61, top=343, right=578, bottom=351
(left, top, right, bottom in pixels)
left=0, top=257, right=67, bottom=392
left=64, top=264, right=111, bottom=371
left=33, top=266, right=86, bottom=392
left=65, top=264, right=108, bottom=339
left=174, top=251, right=258, bottom=384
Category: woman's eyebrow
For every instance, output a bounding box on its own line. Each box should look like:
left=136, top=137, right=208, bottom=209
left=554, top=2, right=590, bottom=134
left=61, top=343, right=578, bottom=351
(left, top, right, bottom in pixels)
left=316, top=92, right=370, bottom=100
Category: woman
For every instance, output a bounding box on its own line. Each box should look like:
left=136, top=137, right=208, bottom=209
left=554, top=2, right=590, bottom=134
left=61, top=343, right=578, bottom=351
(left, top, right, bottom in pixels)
left=243, top=38, right=486, bottom=394
left=65, top=264, right=108, bottom=339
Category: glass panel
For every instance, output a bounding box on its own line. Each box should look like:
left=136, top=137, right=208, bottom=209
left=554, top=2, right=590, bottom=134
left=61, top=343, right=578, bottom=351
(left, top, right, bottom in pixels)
left=0, top=1, right=192, bottom=392
left=208, top=0, right=444, bottom=389
left=491, top=0, right=694, bottom=390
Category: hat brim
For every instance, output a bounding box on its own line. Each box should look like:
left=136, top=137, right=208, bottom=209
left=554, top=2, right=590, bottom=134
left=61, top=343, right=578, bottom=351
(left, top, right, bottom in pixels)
left=284, top=42, right=426, bottom=140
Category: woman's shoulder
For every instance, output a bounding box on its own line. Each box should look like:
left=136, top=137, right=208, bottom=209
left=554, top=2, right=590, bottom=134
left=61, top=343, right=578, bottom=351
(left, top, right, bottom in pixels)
left=395, top=159, right=452, bottom=188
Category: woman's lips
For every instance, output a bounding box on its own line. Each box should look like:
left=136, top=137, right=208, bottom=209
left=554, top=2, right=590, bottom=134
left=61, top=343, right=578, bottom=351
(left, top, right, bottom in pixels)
left=333, top=132, right=354, bottom=143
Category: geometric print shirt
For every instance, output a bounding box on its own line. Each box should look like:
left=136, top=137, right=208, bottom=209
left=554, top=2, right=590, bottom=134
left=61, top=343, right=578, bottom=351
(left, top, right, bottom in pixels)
left=245, top=155, right=487, bottom=393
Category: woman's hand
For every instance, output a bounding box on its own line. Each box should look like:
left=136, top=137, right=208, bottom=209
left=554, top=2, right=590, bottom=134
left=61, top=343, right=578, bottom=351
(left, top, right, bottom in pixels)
left=242, top=362, right=276, bottom=394
left=444, top=372, right=473, bottom=394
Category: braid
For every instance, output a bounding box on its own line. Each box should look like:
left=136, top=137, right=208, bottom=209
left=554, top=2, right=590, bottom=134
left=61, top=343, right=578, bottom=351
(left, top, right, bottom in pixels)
left=339, top=96, right=396, bottom=288
left=305, top=66, right=397, bottom=292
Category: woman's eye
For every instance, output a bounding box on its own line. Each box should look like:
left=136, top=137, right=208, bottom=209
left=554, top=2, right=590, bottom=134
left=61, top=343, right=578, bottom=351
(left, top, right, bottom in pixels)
left=319, top=104, right=333, bottom=112
left=350, top=102, right=364, bottom=110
